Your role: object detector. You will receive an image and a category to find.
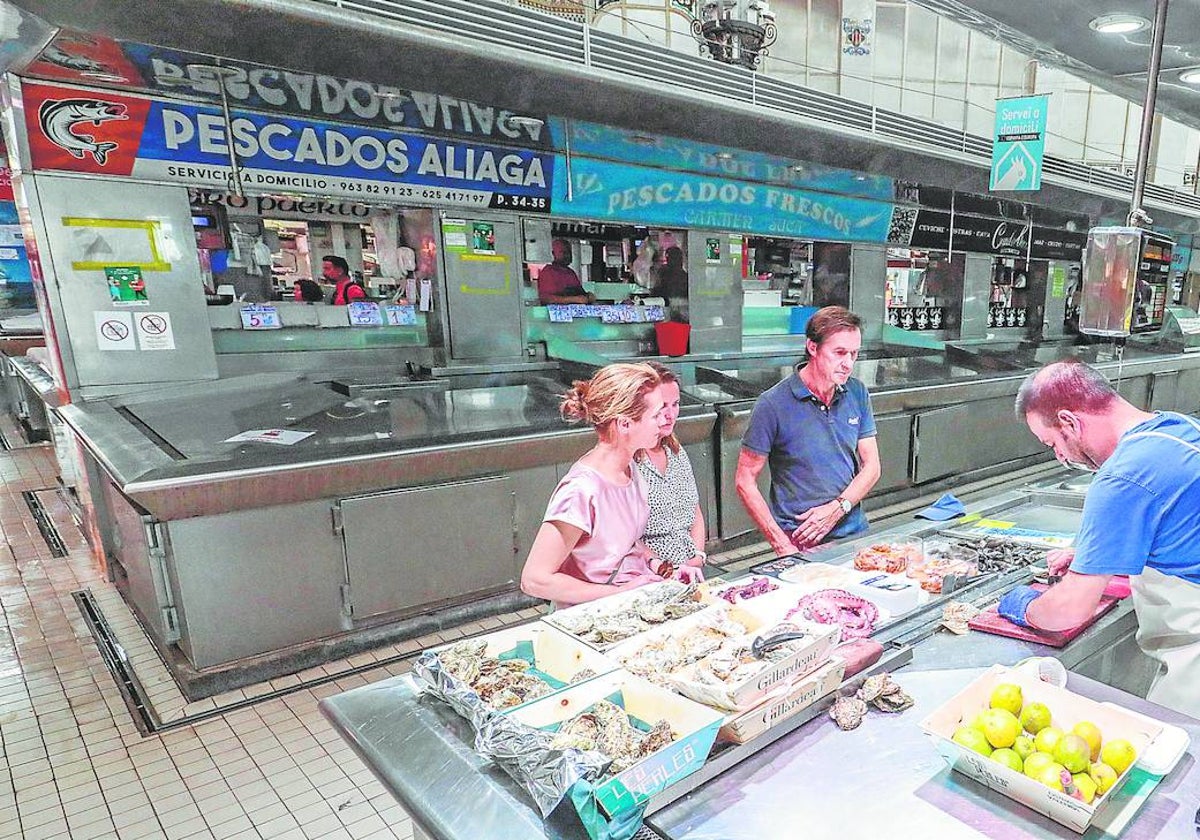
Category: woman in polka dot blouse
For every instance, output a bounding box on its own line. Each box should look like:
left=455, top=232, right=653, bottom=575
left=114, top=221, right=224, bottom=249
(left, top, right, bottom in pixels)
left=635, top=362, right=707, bottom=580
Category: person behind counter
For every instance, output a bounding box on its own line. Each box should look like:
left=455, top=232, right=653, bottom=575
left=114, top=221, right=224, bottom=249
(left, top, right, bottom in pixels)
left=999, top=360, right=1200, bottom=717
left=635, top=362, right=706, bottom=578
left=735, top=305, right=881, bottom=555
left=323, top=255, right=367, bottom=305
left=536, top=238, right=594, bottom=305
left=651, top=246, right=689, bottom=312
left=520, top=363, right=684, bottom=608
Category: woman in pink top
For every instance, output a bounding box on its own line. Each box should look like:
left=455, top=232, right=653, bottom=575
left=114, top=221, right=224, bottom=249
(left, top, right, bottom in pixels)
left=521, top=363, right=698, bottom=607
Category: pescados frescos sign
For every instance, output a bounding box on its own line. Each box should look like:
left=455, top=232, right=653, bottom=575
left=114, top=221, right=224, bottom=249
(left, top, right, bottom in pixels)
left=24, top=31, right=550, bottom=148
left=553, top=157, right=897, bottom=242
left=23, top=81, right=552, bottom=212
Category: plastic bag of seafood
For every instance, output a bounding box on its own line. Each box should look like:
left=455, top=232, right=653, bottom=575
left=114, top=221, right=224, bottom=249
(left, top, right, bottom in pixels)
left=412, top=624, right=617, bottom=727
left=543, top=580, right=711, bottom=650
left=920, top=664, right=1162, bottom=833
left=738, top=585, right=892, bottom=643
left=497, top=671, right=724, bottom=819
left=718, top=656, right=847, bottom=744
left=610, top=604, right=840, bottom=712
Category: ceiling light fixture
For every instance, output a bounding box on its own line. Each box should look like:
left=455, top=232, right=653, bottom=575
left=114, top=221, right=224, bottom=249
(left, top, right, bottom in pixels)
left=1179, top=69, right=1200, bottom=85
left=1089, top=14, right=1149, bottom=34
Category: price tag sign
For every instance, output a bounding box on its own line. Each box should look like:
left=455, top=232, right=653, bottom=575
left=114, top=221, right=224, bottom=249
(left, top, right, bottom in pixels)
left=384, top=305, right=416, bottom=326
left=347, top=301, right=383, bottom=326
left=240, top=305, right=281, bottom=330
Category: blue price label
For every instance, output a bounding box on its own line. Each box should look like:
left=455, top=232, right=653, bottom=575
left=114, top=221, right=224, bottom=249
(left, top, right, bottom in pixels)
left=240, top=305, right=281, bottom=330
left=384, top=305, right=416, bottom=326
left=347, top=301, right=383, bottom=326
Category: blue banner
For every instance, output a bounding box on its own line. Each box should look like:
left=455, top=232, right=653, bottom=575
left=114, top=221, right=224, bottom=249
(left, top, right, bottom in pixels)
left=549, top=119, right=896, bottom=202
left=131, top=100, right=552, bottom=210
left=552, top=157, right=896, bottom=242
left=990, top=94, right=1049, bottom=192
left=116, top=42, right=552, bottom=147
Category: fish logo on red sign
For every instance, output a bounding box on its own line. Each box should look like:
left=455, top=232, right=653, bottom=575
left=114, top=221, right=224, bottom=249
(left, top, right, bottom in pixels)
left=25, top=83, right=149, bottom=175
left=38, top=98, right=127, bottom=165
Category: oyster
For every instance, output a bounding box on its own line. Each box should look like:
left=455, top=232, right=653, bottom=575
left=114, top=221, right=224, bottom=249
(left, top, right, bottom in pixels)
left=829, top=694, right=868, bottom=730
left=437, top=639, right=554, bottom=710
left=549, top=699, right=676, bottom=774
left=855, top=672, right=913, bottom=713
left=549, top=581, right=706, bottom=645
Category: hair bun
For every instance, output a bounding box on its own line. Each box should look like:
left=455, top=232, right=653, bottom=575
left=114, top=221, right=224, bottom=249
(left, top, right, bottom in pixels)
left=560, top=381, right=591, bottom=423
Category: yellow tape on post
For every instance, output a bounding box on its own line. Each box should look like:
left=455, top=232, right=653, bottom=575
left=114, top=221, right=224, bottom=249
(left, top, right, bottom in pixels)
left=61, top=217, right=172, bottom=272
left=458, top=252, right=510, bottom=295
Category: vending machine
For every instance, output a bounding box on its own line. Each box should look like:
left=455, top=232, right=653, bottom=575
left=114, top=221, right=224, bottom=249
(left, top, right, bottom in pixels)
left=1078, top=227, right=1173, bottom=337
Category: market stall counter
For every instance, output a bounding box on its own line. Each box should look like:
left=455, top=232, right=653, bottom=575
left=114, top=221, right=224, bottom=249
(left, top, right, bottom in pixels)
left=319, top=616, right=1194, bottom=840
left=56, top=365, right=718, bottom=693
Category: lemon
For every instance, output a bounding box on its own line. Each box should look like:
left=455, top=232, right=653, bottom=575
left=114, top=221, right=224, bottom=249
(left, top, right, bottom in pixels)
left=952, top=725, right=993, bottom=756
left=981, top=708, right=1022, bottom=748
left=1053, top=734, right=1092, bottom=774
left=1033, top=761, right=1067, bottom=791
left=1023, top=751, right=1055, bottom=779
left=990, top=748, right=1024, bottom=772
left=1088, top=761, right=1119, bottom=794
left=1072, top=721, right=1103, bottom=761
left=1099, top=738, right=1137, bottom=775
left=1020, top=701, right=1053, bottom=735
left=1034, top=726, right=1064, bottom=755
left=1012, top=735, right=1036, bottom=761
left=1072, top=772, right=1098, bottom=804
left=989, top=683, right=1024, bottom=716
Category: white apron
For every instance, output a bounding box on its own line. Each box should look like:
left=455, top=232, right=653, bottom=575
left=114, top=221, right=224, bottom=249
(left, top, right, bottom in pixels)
left=1122, top=413, right=1200, bottom=717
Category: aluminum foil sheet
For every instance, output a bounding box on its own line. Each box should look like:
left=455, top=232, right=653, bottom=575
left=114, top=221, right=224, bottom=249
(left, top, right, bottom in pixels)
left=474, top=710, right=611, bottom=817
left=413, top=648, right=609, bottom=817
left=412, top=649, right=497, bottom=733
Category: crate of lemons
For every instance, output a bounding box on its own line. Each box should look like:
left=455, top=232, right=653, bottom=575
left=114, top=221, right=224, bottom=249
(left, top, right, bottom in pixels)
left=950, top=682, right=1133, bottom=804
left=921, top=664, right=1159, bottom=832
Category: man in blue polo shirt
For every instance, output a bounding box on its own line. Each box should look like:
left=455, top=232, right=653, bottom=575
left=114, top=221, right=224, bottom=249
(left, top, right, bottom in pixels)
left=999, top=360, right=1200, bottom=716
left=736, top=306, right=881, bottom=554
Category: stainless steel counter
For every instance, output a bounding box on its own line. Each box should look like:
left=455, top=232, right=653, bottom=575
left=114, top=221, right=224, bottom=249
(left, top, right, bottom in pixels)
left=648, top=667, right=1198, bottom=840
left=320, top=656, right=1198, bottom=840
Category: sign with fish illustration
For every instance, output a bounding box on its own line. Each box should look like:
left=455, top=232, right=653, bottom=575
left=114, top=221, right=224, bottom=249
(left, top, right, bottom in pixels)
left=22, top=81, right=553, bottom=212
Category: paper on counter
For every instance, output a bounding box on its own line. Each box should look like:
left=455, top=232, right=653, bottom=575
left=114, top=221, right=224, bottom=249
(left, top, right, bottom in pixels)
left=224, top=429, right=315, bottom=445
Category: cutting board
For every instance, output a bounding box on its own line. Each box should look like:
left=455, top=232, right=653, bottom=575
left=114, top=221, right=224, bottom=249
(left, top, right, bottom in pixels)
left=968, top=585, right=1121, bottom=648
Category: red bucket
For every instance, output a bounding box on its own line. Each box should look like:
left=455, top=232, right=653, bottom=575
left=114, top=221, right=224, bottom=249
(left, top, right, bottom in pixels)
left=654, top=321, right=691, bottom=357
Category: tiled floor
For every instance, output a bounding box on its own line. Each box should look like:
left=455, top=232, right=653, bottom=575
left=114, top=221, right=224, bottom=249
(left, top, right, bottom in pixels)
left=0, top=439, right=528, bottom=840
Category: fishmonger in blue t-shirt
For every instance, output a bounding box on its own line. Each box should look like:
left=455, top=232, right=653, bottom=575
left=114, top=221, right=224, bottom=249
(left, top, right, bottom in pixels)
left=1001, top=360, right=1200, bottom=718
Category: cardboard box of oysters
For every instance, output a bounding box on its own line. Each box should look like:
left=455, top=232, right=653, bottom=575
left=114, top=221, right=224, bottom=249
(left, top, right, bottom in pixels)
left=921, top=664, right=1180, bottom=833
left=504, top=670, right=725, bottom=817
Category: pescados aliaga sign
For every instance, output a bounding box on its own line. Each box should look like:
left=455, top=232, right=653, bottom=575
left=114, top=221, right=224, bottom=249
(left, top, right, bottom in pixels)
left=23, top=81, right=552, bottom=212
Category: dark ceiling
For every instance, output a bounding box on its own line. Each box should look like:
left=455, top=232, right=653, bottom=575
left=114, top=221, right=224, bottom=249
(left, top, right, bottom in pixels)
left=919, top=0, right=1200, bottom=132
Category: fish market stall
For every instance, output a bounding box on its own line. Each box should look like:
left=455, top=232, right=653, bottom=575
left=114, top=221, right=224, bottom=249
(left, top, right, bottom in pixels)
left=319, top=589, right=1192, bottom=840
left=320, top=468, right=1198, bottom=839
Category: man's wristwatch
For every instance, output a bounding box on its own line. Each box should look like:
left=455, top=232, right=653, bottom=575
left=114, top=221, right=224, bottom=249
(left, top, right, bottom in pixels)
left=835, top=496, right=852, bottom=514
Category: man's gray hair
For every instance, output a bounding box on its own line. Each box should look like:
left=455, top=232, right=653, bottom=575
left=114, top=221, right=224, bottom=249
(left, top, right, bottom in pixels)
left=1014, top=359, right=1120, bottom=421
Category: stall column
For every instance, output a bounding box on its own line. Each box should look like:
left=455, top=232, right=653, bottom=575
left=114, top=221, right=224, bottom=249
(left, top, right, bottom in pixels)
left=687, top=231, right=743, bottom=354
left=958, top=253, right=995, bottom=339
left=849, top=244, right=886, bottom=341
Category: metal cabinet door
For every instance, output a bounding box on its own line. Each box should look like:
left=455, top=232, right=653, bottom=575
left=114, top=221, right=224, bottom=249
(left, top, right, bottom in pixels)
left=441, top=219, right=524, bottom=360
left=873, top=413, right=913, bottom=492
left=912, top=404, right=974, bottom=484
left=1150, top=371, right=1180, bottom=411
left=339, top=476, right=516, bottom=621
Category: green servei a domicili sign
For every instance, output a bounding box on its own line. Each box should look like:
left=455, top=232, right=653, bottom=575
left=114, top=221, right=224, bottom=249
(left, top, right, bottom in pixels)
left=990, top=94, right=1049, bottom=192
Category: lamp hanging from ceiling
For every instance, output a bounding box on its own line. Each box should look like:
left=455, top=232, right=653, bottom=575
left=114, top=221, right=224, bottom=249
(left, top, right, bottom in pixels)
left=691, top=0, right=777, bottom=70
